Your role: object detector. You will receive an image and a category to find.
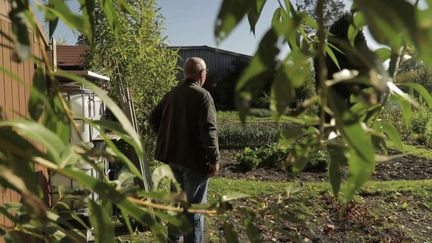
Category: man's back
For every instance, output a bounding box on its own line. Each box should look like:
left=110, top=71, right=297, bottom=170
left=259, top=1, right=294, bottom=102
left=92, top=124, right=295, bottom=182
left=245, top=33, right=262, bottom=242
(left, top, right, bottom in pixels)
left=150, top=79, right=219, bottom=173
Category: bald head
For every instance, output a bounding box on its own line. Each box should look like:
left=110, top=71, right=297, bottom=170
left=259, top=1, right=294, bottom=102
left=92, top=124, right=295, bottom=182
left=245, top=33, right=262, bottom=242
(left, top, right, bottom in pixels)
left=183, top=57, right=207, bottom=86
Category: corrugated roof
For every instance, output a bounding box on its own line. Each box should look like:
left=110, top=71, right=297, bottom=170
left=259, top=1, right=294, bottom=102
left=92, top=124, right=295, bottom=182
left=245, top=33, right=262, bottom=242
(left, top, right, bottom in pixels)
left=169, top=45, right=252, bottom=60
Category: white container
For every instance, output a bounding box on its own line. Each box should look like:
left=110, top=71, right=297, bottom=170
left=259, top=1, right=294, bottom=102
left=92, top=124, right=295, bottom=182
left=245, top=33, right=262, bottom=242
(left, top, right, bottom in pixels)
left=63, top=86, right=106, bottom=144
left=50, top=85, right=108, bottom=213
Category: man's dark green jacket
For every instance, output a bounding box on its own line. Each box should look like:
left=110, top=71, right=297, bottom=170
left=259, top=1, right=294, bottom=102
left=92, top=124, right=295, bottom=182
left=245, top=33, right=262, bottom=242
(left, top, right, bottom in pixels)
left=149, top=79, right=220, bottom=173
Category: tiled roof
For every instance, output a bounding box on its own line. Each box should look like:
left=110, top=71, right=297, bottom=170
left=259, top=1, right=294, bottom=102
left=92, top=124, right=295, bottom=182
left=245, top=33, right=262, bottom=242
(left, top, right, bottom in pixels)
left=48, top=45, right=89, bottom=69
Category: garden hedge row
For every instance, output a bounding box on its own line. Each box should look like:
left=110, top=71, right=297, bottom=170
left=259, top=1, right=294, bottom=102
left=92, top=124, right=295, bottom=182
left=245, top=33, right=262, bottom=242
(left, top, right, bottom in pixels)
left=218, top=122, right=293, bottom=149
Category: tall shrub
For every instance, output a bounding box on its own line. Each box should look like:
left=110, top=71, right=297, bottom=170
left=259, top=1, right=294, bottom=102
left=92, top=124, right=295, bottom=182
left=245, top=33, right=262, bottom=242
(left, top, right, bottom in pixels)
left=78, top=0, right=178, bottom=133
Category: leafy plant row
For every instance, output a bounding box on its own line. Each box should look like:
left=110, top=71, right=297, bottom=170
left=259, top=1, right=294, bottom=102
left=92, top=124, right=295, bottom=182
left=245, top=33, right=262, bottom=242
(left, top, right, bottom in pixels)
left=218, top=122, right=293, bottom=149
left=236, top=143, right=329, bottom=172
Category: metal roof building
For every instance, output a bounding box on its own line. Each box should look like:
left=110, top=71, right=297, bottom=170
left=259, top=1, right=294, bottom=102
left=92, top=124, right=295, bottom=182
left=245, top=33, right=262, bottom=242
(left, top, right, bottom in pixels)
left=169, top=45, right=251, bottom=81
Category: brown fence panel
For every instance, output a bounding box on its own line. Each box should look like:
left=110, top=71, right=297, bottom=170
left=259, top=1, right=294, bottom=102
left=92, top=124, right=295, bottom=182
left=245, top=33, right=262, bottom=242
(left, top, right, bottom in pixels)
left=0, top=14, right=50, bottom=231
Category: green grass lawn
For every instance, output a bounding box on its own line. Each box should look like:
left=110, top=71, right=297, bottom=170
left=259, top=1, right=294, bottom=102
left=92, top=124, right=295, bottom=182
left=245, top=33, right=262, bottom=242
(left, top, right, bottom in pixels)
left=209, top=177, right=432, bottom=200
left=217, top=110, right=303, bottom=124
left=397, top=142, right=432, bottom=159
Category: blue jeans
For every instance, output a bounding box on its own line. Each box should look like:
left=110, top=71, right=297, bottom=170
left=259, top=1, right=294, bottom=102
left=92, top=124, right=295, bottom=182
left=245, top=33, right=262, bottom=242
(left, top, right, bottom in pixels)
left=168, top=164, right=209, bottom=243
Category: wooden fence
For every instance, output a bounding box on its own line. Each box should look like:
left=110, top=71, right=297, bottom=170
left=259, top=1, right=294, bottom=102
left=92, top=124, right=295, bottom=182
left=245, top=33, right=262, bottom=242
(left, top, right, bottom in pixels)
left=0, top=1, right=49, bottom=237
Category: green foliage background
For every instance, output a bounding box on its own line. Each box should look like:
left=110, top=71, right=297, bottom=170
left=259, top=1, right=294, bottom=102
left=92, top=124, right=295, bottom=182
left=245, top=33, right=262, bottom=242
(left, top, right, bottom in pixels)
left=78, top=0, right=178, bottom=133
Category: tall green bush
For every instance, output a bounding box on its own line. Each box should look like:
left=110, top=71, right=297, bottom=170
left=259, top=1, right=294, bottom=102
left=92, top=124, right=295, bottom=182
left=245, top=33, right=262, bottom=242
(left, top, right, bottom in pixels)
left=79, top=0, right=178, bottom=133
left=235, top=144, right=329, bottom=172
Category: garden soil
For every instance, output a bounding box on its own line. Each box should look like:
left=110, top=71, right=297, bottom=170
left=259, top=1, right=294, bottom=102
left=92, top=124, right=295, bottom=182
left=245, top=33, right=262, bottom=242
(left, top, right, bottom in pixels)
left=218, top=149, right=432, bottom=182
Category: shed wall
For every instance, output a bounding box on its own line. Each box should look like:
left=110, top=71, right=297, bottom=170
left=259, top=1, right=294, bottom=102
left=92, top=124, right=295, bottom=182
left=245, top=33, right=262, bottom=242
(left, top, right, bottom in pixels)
left=0, top=2, right=49, bottom=235
left=175, top=47, right=250, bottom=80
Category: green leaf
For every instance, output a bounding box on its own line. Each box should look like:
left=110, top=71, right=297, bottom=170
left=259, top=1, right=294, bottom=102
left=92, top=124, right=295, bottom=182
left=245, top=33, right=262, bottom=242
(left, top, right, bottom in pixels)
left=223, top=221, right=240, bottom=243
left=371, top=133, right=388, bottom=153
left=58, top=144, right=83, bottom=168
left=243, top=211, right=262, bottom=243
left=301, top=13, right=318, bottom=29
left=0, top=120, right=65, bottom=162
left=9, top=1, right=31, bottom=61
left=325, top=45, right=341, bottom=71
left=328, top=145, right=347, bottom=197
left=247, top=0, right=266, bottom=35
left=117, top=0, right=137, bottom=17
left=355, top=0, right=417, bottom=48
left=353, top=11, right=366, bottom=29
left=151, top=165, right=176, bottom=190
left=348, top=25, right=357, bottom=47
left=342, top=144, right=375, bottom=203
left=44, top=94, right=71, bottom=144
left=90, top=120, right=141, bottom=158
left=88, top=200, right=115, bottom=243
left=0, top=126, right=42, bottom=158
left=270, top=51, right=309, bottom=116
left=388, top=49, right=400, bottom=77
left=41, top=0, right=91, bottom=43
left=215, top=0, right=251, bottom=43
left=81, top=0, right=95, bottom=46
left=221, top=192, right=249, bottom=202
left=399, top=82, right=432, bottom=108
left=290, top=143, right=317, bottom=173
left=339, top=120, right=375, bottom=202
left=270, top=65, right=296, bottom=115
left=283, top=0, right=297, bottom=17
left=46, top=0, right=59, bottom=39
left=87, top=120, right=142, bottom=178
left=380, top=121, right=403, bottom=151
left=271, top=8, right=283, bottom=28
left=0, top=205, right=17, bottom=225
left=119, top=208, right=134, bottom=236
left=392, top=94, right=412, bottom=127
left=97, top=0, right=121, bottom=40
left=329, top=93, right=375, bottom=202
left=29, top=67, right=46, bottom=121
left=416, top=7, right=432, bottom=68
left=55, top=204, right=90, bottom=230
left=45, top=210, right=88, bottom=242
left=235, top=29, right=280, bottom=122
left=0, top=165, right=45, bottom=216
left=280, top=127, right=303, bottom=148
left=375, top=48, right=391, bottom=61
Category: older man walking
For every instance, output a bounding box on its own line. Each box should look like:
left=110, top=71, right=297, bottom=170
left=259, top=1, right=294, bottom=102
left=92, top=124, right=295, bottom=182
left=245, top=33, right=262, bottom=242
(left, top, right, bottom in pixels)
left=150, top=57, right=220, bottom=243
